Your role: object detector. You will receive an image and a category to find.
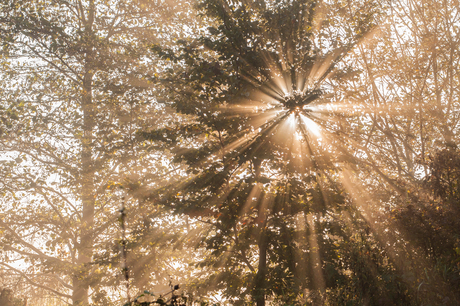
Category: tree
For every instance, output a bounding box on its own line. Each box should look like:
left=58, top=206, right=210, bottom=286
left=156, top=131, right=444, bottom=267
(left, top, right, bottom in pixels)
left=330, top=0, right=460, bottom=194
left=0, top=0, right=195, bottom=304
left=147, top=0, right=380, bottom=304
left=317, top=0, right=460, bottom=303
left=388, top=146, right=460, bottom=305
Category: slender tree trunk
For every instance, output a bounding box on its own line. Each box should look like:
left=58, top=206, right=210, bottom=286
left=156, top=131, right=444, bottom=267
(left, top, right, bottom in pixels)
left=74, top=71, right=95, bottom=305
left=253, top=160, right=266, bottom=306
left=254, top=230, right=267, bottom=306
left=74, top=2, right=95, bottom=304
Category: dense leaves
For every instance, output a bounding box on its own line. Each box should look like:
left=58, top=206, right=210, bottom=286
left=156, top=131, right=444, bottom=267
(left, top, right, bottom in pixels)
left=147, top=0, right=382, bottom=305
left=0, top=0, right=459, bottom=305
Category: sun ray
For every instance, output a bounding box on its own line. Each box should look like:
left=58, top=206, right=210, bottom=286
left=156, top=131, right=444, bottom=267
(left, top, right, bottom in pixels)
left=299, top=114, right=322, bottom=138
left=337, top=167, right=457, bottom=298
left=306, top=213, right=326, bottom=293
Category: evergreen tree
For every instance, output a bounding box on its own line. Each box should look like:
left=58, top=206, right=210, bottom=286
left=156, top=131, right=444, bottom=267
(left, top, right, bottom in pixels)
left=147, top=0, right=379, bottom=304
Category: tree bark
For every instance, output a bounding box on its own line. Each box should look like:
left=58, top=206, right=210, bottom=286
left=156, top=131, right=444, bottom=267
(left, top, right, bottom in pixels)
left=253, top=160, right=266, bottom=306
left=73, top=2, right=95, bottom=304
left=254, top=229, right=267, bottom=306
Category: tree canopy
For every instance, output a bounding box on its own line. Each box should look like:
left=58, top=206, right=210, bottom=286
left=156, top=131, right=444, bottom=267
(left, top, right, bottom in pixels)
left=0, top=0, right=197, bottom=304
left=0, top=0, right=459, bottom=305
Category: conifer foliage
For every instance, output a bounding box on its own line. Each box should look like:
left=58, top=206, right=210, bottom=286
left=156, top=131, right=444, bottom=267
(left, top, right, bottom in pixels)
left=148, top=0, right=380, bottom=304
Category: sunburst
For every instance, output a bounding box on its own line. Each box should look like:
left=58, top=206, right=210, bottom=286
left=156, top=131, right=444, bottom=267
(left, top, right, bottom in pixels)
left=146, top=0, right=403, bottom=304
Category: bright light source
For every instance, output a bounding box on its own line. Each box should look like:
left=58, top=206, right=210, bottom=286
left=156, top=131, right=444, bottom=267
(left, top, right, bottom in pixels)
left=281, top=89, right=322, bottom=110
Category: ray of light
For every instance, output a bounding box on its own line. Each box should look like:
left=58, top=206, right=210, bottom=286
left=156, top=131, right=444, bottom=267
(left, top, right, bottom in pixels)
left=257, top=191, right=273, bottom=226
left=269, top=112, right=308, bottom=174
left=213, top=111, right=289, bottom=166
left=294, top=212, right=308, bottom=290
left=228, top=112, right=291, bottom=158
left=215, top=106, right=281, bottom=126
left=159, top=110, right=291, bottom=204
left=243, top=191, right=275, bottom=258
left=247, top=109, right=288, bottom=132
left=235, top=183, right=263, bottom=231
left=257, top=50, right=290, bottom=96
left=297, top=133, right=315, bottom=173
left=299, top=114, right=322, bottom=138
left=219, top=100, right=274, bottom=113
left=172, top=109, right=286, bottom=177
left=287, top=129, right=306, bottom=172
left=295, top=117, right=319, bottom=173
left=240, top=72, right=287, bottom=102
left=270, top=112, right=297, bottom=147
left=339, top=169, right=375, bottom=225
left=337, top=168, right=408, bottom=270
left=270, top=73, right=290, bottom=97
left=336, top=167, right=455, bottom=296
left=312, top=101, right=420, bottom=117
left=231, top=44, right=289, bottom=102
left=275, top=40, right=289, bottom=73
left=303, top=47, right=347, bottom=93
left=306, top=213, right=326, bottom=293
left=248, top=89, right=285, bottom=107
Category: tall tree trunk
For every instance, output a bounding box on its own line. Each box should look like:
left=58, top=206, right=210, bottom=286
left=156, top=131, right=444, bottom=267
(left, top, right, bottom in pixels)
left=253, top=159, right=266, bottom=306
left=74, top=72, right=95, bottom=305
left=74, top=2, right=95, bottom=304
left=254, top=229, right=267, bottom=306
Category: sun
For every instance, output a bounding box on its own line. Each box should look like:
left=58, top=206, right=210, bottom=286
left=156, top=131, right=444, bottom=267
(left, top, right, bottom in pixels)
left=281, top=89, right=322, bottom=111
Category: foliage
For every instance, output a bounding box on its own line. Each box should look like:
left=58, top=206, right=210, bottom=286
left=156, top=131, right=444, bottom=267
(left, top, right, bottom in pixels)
left=0, top=287, right=26, bottom=306
left=0, top=0, right=196, bottom=304
left=0, top=0, right=459, bottom=305
left=147, top=0, right=381, bottom=304
left=317, top=0, right=460, bottom=301
left=125, top=286, right=188, bottom=306
left=389, top=147, right=460, bottom=305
